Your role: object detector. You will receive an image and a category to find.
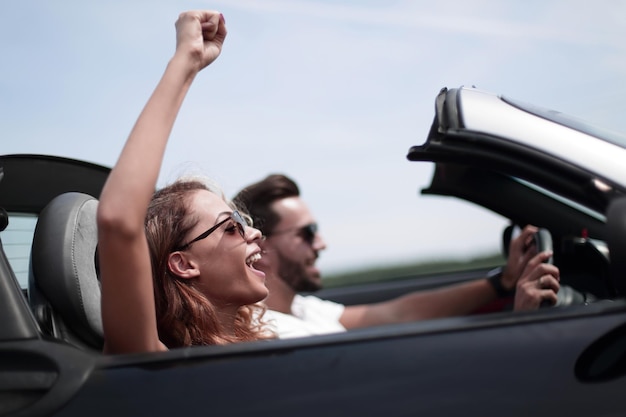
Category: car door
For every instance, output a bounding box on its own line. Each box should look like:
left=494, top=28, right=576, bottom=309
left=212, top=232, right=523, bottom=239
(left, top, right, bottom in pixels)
left=52, top=302, right=626, bottom=417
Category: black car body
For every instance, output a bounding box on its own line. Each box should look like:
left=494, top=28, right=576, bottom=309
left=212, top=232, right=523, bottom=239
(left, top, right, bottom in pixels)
left=2, top=87, right=626, bottom=416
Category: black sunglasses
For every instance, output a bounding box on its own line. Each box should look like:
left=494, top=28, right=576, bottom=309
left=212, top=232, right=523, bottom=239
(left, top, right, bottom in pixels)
left=175, top=210, right=247, bottom=251
left=270, top=223, right=318, bottom=245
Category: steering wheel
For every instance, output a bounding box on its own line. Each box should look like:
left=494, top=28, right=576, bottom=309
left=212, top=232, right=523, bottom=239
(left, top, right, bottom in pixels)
left=535, top=227, right=590, bottom=307
left=504, top=225, right=588, bottom=308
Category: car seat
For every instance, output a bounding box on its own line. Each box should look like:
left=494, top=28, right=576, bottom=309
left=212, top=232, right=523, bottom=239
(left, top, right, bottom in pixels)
left=28, top=192, right=103, bottom=351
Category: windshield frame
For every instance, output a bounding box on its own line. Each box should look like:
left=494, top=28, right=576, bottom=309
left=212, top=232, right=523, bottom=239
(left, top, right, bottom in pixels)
left=502, top=96, right=626, bottom=149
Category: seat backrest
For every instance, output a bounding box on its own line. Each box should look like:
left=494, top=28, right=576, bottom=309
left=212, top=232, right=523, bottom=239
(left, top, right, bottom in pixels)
left=29, top=192, right=103, bottom=351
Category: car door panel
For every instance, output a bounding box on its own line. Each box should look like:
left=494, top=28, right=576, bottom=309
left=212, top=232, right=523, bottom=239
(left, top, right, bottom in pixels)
left=54, top=305, right=626, bottom=417
left=0, top=340, right=96, bottom=417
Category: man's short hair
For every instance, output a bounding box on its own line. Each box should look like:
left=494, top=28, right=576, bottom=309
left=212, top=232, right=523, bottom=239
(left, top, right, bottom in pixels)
left=233, top=174, right=299, bottom=236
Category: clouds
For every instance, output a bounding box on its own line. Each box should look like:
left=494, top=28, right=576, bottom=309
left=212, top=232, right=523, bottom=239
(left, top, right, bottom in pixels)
left=2, top=1, right=625, bottom=274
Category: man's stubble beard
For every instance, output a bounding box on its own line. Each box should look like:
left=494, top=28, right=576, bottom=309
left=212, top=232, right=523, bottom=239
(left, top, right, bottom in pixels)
left=276, top=250, right=322, bottom=293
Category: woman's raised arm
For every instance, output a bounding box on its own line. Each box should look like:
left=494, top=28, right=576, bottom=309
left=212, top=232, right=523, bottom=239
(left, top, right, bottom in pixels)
left=97, top=11, right=227, bottom=354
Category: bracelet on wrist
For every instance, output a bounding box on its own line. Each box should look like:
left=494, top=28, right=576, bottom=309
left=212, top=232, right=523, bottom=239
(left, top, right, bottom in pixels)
left=486, top=267, right=515, bottom=298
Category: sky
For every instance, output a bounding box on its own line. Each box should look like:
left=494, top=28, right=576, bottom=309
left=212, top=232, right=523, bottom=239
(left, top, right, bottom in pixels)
left=2, top=1, right=626, bottom=275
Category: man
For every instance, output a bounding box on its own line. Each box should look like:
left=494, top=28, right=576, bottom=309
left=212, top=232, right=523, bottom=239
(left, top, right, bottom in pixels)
left=233, top=174, right=559, bottom=338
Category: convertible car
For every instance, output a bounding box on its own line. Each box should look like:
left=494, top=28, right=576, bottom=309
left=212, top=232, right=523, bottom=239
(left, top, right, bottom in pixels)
left=2, top=86, right=626, bottom=416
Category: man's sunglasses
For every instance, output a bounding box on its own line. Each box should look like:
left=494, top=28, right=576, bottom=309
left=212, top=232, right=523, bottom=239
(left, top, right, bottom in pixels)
left=175, top=210, right=247, bottom=251
left=270, top=223, right=318, bottom=245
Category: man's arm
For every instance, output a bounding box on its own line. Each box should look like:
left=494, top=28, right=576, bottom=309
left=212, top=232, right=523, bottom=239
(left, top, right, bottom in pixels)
left=340, top=277, right=501, bottom=329
left=339, top=226, right=558, bottom=329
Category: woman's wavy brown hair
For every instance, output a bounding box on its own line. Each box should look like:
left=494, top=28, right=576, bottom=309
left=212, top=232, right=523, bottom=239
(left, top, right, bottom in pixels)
left=145, top=179, right=270, bottom=348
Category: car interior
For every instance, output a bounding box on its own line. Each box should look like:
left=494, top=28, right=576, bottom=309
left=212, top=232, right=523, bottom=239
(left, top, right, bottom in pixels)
left=3, top=153, right=626, bottom=353
left=420, top=163, right=615, bottom=301
left=319, top=160, right=619, bottom=310
left=29, top=192, right=103, bottom=351
left=0, top=155, right=108, bottom=351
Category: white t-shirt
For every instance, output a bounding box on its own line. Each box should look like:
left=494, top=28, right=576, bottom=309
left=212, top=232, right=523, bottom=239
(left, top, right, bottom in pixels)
left=263, top=294, right=347, bottom=339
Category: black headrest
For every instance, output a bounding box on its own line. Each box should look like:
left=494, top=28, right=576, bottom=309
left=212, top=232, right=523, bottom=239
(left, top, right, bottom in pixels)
left=29, top=192, right=103, bottom=350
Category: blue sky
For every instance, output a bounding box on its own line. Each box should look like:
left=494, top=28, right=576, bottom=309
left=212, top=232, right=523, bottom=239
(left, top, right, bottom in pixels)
left=2, top=1, right=625, bottom=274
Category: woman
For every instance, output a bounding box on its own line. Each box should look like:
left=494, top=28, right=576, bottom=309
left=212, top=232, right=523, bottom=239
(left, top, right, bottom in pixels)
left=97, top=10, right=270, bottom=354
